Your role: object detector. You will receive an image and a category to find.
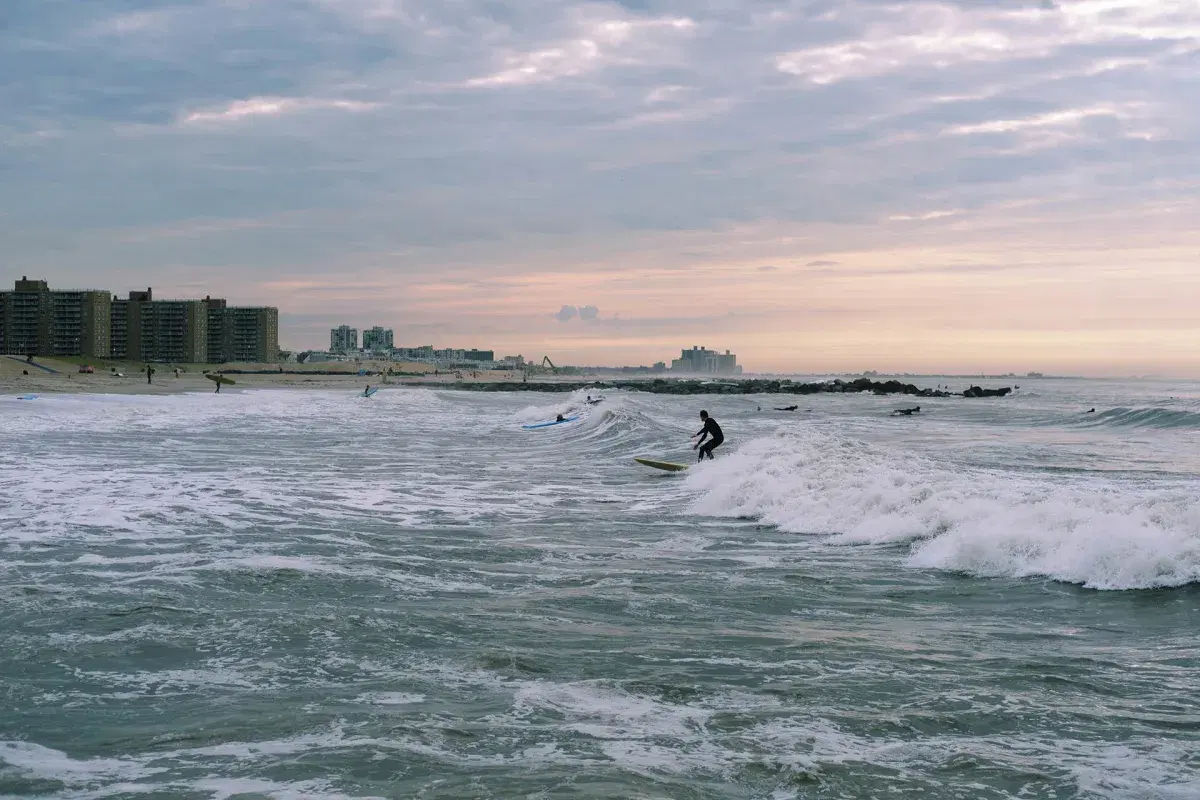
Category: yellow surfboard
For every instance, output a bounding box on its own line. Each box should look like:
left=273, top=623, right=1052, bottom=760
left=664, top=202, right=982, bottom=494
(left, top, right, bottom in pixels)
left=635, top=457, right=689, bottom=472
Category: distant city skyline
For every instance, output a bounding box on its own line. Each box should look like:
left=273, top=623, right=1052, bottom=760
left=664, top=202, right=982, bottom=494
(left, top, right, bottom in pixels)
left=4, top=1, right=1199, bottom=377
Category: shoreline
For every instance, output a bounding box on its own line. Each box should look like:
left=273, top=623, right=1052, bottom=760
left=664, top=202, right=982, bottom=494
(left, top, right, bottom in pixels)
left=3, top=365, right=1009, bottom=399
left=3, top=356, right=1023, bottom=399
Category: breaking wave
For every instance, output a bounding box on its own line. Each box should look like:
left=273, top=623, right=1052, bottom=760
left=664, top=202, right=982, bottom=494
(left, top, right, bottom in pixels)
left=686, top=430, right=1200, bottom=590
left=1071, top=407, right=1200, bottom=431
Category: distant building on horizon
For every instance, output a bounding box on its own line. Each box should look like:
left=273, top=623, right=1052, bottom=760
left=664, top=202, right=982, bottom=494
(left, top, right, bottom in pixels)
left=670, top=346, right=741, bottom=375
left=330, top=325, right=358, bottom=355
left=390, top=345, right=494, bottom=366
left=362, top=326, right=394, bottom=353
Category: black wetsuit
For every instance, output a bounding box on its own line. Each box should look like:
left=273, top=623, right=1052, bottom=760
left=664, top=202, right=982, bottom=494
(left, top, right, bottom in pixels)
left=697, top=417, right=724, bottom=461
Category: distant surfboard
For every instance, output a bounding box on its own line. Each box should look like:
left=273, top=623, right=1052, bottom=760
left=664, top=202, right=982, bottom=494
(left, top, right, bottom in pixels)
left=635, top=457, right=689, bottom=472
left=522, top=416, right=579, bottom=429
left=17, top=394, right=38, bottom=401
left=363, top=387, right=379, bottom=397
left=206, top=374, right=236, bottom=385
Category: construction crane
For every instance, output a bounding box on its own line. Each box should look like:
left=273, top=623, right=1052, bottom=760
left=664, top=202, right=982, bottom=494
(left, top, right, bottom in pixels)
left=522, top=356, right=558, bottom=380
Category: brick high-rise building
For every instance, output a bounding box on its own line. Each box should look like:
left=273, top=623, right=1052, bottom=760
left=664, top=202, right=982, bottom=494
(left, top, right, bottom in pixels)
left=0, top=277, right=111, bottom=358
left=4, top=278, right=279, bottom=364
left=112, top=289, right=208, bottom=363
left=49, top=290, right=112, bottom=358
left=0, top=277, right=50, bottom=356
left=207, top=297, right=278, bottom=363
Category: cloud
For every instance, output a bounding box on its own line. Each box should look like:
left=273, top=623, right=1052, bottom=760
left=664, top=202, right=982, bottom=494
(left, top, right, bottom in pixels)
left=465, top=14, right=696, bottom=88
left=944, top=104, right=1131, bottom=136
left=887, top=210, right=965, bottom=222
left=181, top=97, right=380, bottom=126
left=805, top=260, right=839, bottom=267
left=758, top=265, right=778, bottom=271
left=774, top=0, right=1200, bottom=87
left=554, top=304, right=599, bottom=322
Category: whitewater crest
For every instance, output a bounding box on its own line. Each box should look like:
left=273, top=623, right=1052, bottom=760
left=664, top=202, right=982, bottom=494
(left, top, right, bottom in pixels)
left=686, top=430, right=1200, bottom=590
left=1073, top=407, right=1200, bottom=430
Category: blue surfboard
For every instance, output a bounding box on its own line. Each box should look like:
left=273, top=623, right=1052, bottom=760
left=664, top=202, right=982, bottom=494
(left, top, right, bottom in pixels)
left=363, top=387, right=379, bottom=398
left=522, top=415, right=579, bottom=429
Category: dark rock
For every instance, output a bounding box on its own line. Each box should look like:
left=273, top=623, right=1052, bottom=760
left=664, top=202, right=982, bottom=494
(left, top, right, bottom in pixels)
left=962, top=385, right=1012, bottom=398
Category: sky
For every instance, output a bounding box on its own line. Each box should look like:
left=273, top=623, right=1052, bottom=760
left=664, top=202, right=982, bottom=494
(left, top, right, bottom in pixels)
left=2, top=0, right=1199, bottom=375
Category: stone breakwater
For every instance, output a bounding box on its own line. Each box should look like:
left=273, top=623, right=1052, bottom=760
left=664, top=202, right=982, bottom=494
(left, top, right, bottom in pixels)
left=411, top=377, right=1013, bottom=398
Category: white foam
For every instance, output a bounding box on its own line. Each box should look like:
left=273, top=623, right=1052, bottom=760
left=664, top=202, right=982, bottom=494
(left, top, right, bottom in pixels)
left=0, top=740, right=155, bottom=783
left=353, top=691, right=426, bottom=706
left=0, top=739, right=384, bottom=799
left=687, top=430, right=1200, bottom=589
left=187, top=777, right=386, bottom=800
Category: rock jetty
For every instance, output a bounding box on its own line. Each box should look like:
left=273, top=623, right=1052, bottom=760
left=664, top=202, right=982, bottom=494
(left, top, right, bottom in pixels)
left=409, top=377, right=1013, bottom=398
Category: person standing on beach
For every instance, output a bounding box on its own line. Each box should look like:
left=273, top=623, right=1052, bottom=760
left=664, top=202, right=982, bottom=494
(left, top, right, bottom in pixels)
left=691, top=410, right=724, bottom=462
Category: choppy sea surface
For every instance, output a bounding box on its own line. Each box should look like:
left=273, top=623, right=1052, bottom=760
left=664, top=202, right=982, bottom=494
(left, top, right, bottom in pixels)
left=1, top=377, right=1198, bottom=799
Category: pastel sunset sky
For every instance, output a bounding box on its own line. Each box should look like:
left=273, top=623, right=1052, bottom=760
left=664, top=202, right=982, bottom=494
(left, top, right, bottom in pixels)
left=3, top=0, right=1198, bottom=374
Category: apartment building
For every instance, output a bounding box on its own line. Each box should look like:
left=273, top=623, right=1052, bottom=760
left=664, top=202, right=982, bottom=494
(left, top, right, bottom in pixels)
left=0, top=277, right=111, bottom=358
left=670, top=346, right=741, bottom=374
left=49, top=290, right=112, bottom=358
left=222, top=306, right=279, bottom=363
left=113, top=291, right=208, bottom=363
left=362, top=326, right=394, bottom=353
left=330, top=325, right=358, bottom=354
left=4, top=278, right=280, bottom=363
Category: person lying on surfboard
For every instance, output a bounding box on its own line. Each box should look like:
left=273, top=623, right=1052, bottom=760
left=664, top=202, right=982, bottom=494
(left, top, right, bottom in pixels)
left=691, top=410, right=724, bottom=461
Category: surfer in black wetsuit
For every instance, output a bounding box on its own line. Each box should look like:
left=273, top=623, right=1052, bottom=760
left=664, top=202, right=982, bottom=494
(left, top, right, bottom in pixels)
left=692, top=410, right=724, bottom=461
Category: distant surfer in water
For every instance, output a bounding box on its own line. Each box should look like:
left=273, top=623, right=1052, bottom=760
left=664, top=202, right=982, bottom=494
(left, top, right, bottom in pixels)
left=692, top=410, right=724, bottom=461
left=556, top=414, right=565, bottom=422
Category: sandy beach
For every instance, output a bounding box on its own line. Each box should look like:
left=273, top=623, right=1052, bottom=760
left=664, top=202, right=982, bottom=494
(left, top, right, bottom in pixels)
left=0, top=356, right=604, bottom=397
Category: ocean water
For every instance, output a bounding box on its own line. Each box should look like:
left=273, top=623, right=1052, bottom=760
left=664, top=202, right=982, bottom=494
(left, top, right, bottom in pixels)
left=1, top=378, right=1198, bottom=799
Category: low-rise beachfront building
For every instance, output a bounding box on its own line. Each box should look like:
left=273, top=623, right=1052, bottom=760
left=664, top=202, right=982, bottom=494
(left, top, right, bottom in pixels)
left=391, top=345, right=495, bottom=368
